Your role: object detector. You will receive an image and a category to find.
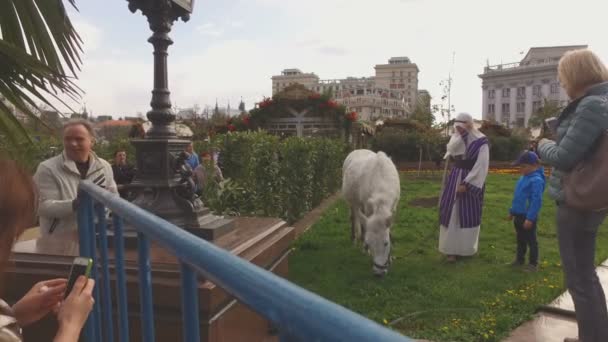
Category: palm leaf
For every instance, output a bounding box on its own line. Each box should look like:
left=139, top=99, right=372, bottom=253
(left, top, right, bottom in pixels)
left=0, top=0, right=82, bottom=146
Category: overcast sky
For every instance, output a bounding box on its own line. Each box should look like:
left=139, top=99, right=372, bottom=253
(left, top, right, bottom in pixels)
left=64, top=0, right=605, bottom=121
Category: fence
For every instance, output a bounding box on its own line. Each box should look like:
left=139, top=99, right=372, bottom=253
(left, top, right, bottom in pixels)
left=76, top=180, right=412, bottom=342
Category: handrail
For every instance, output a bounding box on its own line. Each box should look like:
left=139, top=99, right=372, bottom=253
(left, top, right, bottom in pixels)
left=77, top=180, right=412, bottom=342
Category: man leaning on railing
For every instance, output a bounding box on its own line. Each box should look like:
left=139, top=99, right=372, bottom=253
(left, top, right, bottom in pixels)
left=34, top=119, right=118, bottom=236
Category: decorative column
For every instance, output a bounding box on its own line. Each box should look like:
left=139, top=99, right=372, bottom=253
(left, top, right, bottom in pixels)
left=125, top=0, right=233, bottom=241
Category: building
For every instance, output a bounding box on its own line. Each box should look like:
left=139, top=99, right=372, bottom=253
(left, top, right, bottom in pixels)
left=271, top=57, right=420, bottom=121
left=417, top=89, right=431, bottom=112
left=479, top=45, right=586, bottom=128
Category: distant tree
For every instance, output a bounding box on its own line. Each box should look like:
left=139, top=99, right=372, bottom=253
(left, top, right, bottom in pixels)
left=527, top=98, right=563, bottom=128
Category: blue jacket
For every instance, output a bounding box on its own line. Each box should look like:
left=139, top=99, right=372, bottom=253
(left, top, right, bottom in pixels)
left=510, top=167, right=546, bottom=222
left=186, top=153, right=200, bottom=170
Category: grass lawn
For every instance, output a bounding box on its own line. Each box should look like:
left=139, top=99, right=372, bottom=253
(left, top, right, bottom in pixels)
left=288, top=174, right=608, bottom=342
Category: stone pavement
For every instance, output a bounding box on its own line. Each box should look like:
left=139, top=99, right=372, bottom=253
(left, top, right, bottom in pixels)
left=503, top=261, right=608, bottom=342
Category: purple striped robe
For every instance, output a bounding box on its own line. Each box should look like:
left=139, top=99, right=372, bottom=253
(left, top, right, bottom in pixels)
left=439, top=137, right=489, bottom=228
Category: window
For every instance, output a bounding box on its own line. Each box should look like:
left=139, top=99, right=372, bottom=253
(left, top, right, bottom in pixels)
left=517, top=87, right=526, bottom=98
left=532, top=101, right=542, bottom=113
left=502, top=103, right=510, bottom=114
left=488, top=89, right=495, bottom=99
left=517, top=102, right=525, bottom=113
left=551, top=83, right=560, bottom=94
left=400, top=71, right=403, bottom=77
left=488, top=103, right=495, bottom=114
left=532, top=85, right=541, bottom=96
left=408, top=72, right=412, bottom=77
left=392, top=71, right=395, bottom=77
left=502, top=88, right=511, bottom=98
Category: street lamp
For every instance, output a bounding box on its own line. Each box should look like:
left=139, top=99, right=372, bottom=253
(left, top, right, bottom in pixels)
left=125, top=0, right=233, bottom=240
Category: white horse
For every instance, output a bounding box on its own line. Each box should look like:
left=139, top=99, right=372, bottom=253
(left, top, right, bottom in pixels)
left=342, top=149, right=400, bottom=277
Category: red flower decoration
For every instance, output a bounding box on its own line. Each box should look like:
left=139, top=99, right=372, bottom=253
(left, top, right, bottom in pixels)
left=227, top=124, right=236, bottom=132
left=242, top=116, right=250, bottom=125
left=308, top=93, right=321, bottom=100
left=259, top=98, right=273, bottom=108
left=346, top=111, right=358, bottom=121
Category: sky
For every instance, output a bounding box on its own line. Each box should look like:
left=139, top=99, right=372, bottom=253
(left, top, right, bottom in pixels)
left=62, top=0, right=607, bottom=121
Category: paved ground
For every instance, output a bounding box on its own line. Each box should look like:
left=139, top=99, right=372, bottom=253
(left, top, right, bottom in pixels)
left=503, top=262, right=608, bottom=342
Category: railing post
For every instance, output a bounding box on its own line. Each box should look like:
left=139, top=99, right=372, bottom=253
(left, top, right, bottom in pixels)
left=86, top=198, right=102, bottom=342
left=180, top=263, right=200, bottom=342
left=137, top=232, right=155, bottom=342
left=76, top=190, right=95, bottom=342
left=95, top=205, right=114, bottom=342
left=112, top=215, right=130, bottom=342
left=77, top=190, right=99, bottom=342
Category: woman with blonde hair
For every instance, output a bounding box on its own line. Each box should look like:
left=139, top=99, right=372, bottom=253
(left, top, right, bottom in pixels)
left=538, top=49, right=608, bottom=342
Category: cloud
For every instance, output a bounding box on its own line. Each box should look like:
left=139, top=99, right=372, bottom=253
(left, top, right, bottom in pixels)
left=230, top=21, right=244, bottom=28
left=71, top=18, right=102, bottom=54
left=196, top=22, right=224, bottom=36
left=317, top=46, right=348, bottom=56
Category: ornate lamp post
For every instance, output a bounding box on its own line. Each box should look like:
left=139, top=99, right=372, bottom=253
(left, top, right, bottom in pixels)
left=125, top=0, right=233, bottom=240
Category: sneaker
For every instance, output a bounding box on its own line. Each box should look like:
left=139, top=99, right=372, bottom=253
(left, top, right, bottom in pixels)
left=524, top=264, right=539, bottom=272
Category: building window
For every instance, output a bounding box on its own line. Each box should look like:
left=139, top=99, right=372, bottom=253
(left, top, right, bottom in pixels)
left=400, top=71, right=403, bottom=77
left=488, top=89, right=495, bottom=99
left=517, top=87, right=526, bottom=98
left=517, top=102, right=525, bottom=113
left=502, top=103, right=510, bottom=115
left=392, top=71, right=395, bottom=77
left=533, top=85, right=541, bottom=96
left=488, top=103, right=495, bottom=114
left=532, top=101, right=542, bottom=113
left=502, top=88, right=511, bottom=98
left=551, top=83, right=560, bottom=94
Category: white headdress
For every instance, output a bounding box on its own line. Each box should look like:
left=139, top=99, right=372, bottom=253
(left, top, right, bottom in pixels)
left=443, top=113, right=484, bottom=159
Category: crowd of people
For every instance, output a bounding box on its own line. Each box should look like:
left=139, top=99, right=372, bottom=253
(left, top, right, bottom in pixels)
left=0, top=48, right=607, bottom=341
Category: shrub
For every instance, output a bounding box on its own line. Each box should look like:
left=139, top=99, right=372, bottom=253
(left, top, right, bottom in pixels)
left=200, top=132, right=347, bottom=223
left=371, top=127, right=448, bottom=162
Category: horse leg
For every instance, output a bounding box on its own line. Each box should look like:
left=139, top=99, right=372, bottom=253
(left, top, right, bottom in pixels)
left=350, top=206, right=356, bottom=244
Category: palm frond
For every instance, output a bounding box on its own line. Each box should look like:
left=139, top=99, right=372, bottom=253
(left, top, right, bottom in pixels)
left=0, top=0, right=82, bottom=145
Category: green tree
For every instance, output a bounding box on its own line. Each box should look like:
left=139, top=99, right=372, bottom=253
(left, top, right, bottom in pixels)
left=527, top=98, right=563, bottom=128
left=0, top=0, right=82, bottom=153
left=410, top=93, right=435, bottom=127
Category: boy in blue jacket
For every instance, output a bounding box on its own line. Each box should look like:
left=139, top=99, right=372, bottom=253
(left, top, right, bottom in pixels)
left=508, top=151, right=545, bottom=272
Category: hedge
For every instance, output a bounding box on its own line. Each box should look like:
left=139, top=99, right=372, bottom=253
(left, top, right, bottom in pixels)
left=201, top=131, right=347, bottom=223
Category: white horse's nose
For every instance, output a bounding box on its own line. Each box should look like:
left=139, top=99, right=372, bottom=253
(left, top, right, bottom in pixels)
left=372, top=267, right=388, bottom=278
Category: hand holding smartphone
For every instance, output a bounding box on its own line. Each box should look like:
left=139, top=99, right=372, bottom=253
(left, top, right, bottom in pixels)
left=65, top=257, right=92, bottom=299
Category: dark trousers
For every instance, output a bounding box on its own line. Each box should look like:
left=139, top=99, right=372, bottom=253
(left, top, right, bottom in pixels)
left=513, top=215, right=538, bottom=265
left=557, top=204, right=608, bottom=342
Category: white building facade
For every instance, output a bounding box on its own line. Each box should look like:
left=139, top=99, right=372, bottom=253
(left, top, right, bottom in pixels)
left=478, top=45, right=586, bottom=128
left=271, top=57, right=420, bottom=121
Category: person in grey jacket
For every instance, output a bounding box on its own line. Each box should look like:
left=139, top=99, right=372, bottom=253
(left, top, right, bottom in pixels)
left=34, top=120, right=117, bottom=235
left=538, top=49, right=608, bottom=342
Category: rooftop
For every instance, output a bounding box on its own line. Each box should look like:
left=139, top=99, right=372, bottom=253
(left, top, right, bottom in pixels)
left=481, top=45, right=587, bottom=76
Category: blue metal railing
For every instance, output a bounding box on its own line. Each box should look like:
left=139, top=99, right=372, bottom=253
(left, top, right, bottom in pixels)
left=76, top=180, right=412, bottom=342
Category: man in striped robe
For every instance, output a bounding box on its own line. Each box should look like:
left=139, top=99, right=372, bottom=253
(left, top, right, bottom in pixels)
left=438, top=113, right=490, bottom=262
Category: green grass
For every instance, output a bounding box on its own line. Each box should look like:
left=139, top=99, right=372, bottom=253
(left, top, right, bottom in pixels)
left=288, top=174, right=608, bottom=342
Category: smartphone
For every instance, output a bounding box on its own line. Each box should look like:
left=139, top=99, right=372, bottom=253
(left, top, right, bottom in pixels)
left=544, top=117, right=559, bottom=134
left=64, top=257, right=93, bottom=299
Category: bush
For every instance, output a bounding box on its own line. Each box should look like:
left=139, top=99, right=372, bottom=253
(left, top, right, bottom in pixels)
left=371, top=127, right=448, bottom=162
left=488, top=135, right=527, bottom=161
left=200, top=132, right=347, bottom=223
